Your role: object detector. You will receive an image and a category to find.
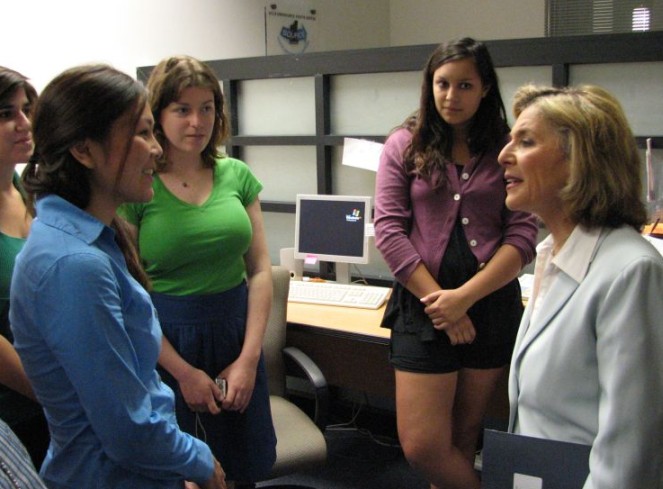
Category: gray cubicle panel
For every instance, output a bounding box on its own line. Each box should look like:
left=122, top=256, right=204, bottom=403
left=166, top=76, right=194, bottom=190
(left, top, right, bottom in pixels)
left=569, top=62, right=663, bottom=136
left=570, top=62, right=663, bottom=220
left=137, top=32, right=663, bottom=284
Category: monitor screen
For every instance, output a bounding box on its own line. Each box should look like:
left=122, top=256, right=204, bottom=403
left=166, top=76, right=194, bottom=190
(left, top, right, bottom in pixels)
left=294, top=194, right=371, bottom=265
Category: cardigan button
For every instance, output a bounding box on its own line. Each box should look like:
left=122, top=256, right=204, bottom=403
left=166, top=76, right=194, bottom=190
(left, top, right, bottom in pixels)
left=469, top=239, right=478, bottom=247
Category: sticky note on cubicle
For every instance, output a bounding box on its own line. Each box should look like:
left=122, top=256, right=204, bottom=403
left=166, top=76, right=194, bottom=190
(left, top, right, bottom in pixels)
left=341, top=137, right=384, bottom=172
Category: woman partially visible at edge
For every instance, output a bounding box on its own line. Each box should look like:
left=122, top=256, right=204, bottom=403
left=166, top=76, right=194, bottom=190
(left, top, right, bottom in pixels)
left=10, top=64, right=225, bottom=489
left=120, top=55, right=276, bottom=488
left=500, top=84, right=663, bottom=489
left=374, top=38, right=538, bottom=489
left=0, top=65, right=49, bottom=468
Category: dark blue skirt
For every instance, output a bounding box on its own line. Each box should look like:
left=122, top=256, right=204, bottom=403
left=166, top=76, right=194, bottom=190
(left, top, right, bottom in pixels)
left=151, top=283, right=276, bottom=483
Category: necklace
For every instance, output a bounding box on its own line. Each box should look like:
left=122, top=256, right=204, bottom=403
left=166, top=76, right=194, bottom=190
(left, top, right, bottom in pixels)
left=166, top=162, right=209, bottom=189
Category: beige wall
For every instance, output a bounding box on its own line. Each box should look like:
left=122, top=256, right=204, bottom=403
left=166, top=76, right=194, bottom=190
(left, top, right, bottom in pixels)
left=316, top=0, right=391, bottom=51
left=0, top=0, right=389, bottom=92
left=389, top=0, right=546, bottom=45
left=2, top=0, right=266, bottom=91
left=1, top=0, right=546, bottom=92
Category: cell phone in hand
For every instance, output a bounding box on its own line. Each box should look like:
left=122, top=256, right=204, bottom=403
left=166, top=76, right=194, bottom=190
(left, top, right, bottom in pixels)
left=215, top=377, right=227, bottom=400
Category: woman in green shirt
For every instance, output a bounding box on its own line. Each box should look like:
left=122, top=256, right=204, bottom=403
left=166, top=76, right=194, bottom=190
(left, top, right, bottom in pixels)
left=0, top=65, right=49, bottom=468
left=120, top=56, right=276, bottom=489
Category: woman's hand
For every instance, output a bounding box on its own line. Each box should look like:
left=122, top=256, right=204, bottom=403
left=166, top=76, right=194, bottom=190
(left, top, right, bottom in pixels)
left=420, top=288, right=471, bottom=327
left=422, top=288, right=476, bottom=344
left=439, top=314, right=476, bottom=345
left=160, top=337, right=223, bottom=413
left=218, top=357, right=257, bottom=414
left=200, top=457, right=227, bottom=489
left=178, top=367, right=224, bottom=414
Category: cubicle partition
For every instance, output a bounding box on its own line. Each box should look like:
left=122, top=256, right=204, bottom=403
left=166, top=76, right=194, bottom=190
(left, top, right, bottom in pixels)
left=138, top=32, right=663, bottom=283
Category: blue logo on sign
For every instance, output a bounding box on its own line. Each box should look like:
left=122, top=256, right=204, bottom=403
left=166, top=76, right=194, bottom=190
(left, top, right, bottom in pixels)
left=278, top=20, right=309, bottom=53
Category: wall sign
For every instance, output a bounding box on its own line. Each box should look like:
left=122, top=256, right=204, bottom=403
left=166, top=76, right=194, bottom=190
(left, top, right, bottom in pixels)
left=265, top=1, right=318, bottom=55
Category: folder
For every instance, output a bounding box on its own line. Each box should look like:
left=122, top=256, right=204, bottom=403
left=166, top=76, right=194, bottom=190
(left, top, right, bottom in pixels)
left=481, top=429, right=591, bottom=489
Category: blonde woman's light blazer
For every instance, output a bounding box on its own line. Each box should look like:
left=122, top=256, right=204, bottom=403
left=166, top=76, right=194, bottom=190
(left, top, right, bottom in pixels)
left=508, top=226, right=663, bottom=489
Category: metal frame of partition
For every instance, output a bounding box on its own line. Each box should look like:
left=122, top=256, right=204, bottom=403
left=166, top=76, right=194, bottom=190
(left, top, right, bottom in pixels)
left=138, top=31, right=663, bottom=216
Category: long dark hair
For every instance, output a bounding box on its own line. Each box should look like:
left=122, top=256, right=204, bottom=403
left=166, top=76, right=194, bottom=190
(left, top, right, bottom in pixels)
left=22, top=64, right=151, bottom=288
left=0, top=66, right=38, bottom=114
left=0, top=66, right=38, bottom=212
left=404, top=37, right=508, bottom=188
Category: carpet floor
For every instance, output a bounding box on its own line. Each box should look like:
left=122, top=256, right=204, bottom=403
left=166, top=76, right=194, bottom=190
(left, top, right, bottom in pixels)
left=257, top=425, right=429, bottom=489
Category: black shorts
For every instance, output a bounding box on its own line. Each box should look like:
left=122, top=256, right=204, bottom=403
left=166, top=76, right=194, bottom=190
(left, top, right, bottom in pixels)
left=389, top=329, right=516, bottom=373
left=382, top=216, right=523, bottom=373
left=383, top=279, right=523, bottom=373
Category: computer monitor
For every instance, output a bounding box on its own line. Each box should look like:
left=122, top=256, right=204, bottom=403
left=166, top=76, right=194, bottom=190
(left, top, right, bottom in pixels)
left=294, top=194, right=372, bottom=283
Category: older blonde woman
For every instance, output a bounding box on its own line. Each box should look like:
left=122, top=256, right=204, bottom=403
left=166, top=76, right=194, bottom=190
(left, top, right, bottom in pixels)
left=499, top=84, right=663, bottom=489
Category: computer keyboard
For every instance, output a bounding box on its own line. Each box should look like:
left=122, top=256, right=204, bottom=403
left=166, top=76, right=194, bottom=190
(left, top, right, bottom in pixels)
left=288, top=280, right=391, bottom=310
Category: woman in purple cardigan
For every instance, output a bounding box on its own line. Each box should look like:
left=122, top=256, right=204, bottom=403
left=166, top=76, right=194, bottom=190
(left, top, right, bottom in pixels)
left=374, top=38, right=537, bottom=489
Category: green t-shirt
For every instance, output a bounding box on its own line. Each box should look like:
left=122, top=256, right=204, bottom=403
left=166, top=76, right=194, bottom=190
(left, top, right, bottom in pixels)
left=0, top=173, right=27, bottom=334
left=0, top=173, right=41, bottom=428
left=0, top=234, right=25, bottom=333
left=0, top=234, right=24, bottom=305
left=120, top=158, right=263, bottom=295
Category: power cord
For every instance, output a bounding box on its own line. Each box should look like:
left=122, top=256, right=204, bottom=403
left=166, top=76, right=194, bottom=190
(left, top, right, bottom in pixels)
left=350, top=264, right=369, bottom=285
left=194, top=412, right=208, bottom=442
left=325, top=392, right=401, bottom=449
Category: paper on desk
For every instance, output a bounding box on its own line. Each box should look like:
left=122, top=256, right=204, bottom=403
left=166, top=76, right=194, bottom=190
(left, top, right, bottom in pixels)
left=342, top=137, right=384, bottom=172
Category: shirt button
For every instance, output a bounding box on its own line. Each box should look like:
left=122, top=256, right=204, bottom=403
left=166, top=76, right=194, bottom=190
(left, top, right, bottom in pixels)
left=469, top=239, right=478, bottom=247
left=462, top=172, right=470, bottom=180
left=478, top=262, right=486, bottom=270
left=453, top=193, right=461, bottom=201
left=461, top=217, right=469, bottom=225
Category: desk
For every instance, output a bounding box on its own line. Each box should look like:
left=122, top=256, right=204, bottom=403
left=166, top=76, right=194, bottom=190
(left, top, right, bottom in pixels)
left=286, top=300, right=510, bottom=421
left=286, top=301, right=394, bottom=398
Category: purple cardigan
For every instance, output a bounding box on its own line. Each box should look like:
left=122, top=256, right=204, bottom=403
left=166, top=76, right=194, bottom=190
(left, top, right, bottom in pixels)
left=374, top=128, right=538, bottom=285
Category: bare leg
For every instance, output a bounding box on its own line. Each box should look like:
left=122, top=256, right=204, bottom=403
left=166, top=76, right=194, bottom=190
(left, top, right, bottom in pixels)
left=453, top=367, right=506, bottom=463
left=395, top=370, right=480, bottom=489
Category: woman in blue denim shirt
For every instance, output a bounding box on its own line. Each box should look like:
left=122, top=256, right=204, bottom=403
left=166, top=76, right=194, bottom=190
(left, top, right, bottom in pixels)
left=10, top=64, right=225, bottom=489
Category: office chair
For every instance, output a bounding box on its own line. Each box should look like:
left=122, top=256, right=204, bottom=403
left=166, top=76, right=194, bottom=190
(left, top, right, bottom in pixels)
left=258, top=265, right=329, bottom=488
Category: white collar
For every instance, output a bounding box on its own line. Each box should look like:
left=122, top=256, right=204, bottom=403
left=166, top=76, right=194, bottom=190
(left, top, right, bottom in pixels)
left=537, top=224, right=602, bottom=284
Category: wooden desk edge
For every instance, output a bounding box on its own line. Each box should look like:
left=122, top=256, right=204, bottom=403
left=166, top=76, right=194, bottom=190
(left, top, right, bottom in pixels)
left=287, top=321, right=390, bottom=346
left=286, top=300, right=390, bottom=341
